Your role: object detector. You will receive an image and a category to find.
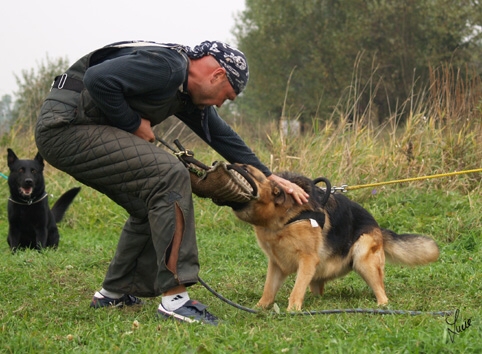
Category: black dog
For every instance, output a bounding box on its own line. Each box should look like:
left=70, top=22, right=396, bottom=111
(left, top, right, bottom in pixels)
left=7, top=148, right=80, bottom=251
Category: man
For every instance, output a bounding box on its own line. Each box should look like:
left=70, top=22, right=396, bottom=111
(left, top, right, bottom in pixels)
left=35, top=40, right=308, bottom=325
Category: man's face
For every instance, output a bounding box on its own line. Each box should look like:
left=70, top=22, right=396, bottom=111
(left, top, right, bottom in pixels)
left=190, top=69, right=237, bottom=110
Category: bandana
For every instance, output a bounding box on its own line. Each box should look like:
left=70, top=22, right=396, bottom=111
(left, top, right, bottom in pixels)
left=185, top=41, right=249, bottom=94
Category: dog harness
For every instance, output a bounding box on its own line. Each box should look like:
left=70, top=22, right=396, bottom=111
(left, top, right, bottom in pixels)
left=286, top=210, right=325, bottom=228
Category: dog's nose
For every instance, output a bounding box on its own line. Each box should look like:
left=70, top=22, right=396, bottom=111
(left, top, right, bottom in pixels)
left=24, top=178, right=33, bottom=186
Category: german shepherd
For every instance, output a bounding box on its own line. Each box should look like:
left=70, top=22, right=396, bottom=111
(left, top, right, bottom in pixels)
left=227, top=165, right=439, bottom=311
left=7, top=148, right=80, bottom=251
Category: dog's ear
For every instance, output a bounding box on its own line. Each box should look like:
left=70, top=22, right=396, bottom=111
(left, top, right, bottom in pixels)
left=272, top=183, right=287, bottom=205
left=34, top=151, right=44, bottom=166
left=7, top=148, right=17, bottom=168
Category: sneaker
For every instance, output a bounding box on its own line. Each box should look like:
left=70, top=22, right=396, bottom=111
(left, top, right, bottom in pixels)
left=157, top=300, right=219, bottom=325
left=90, top=291, right=143, bottom=308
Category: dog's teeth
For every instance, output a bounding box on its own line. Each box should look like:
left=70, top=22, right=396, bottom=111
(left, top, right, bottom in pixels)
left=20, top=187, right=33, bottom=195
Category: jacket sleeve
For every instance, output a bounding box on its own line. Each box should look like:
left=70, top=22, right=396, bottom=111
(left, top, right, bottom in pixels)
left=175, top=106, right=272, bottom=177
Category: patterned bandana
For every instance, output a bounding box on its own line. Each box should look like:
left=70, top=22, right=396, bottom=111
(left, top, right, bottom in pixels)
left=185, top=41, right=249, bottom=94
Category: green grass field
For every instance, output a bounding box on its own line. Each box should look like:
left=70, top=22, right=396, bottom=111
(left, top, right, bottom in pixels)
left=0, top=175, right=480, bottom=353
left=1, top=87, right=481, bottom=353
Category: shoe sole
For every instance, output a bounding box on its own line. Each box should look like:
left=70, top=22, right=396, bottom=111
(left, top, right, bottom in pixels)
left=90, top=301, right=125, bottom=308
left=157, top=309, right=201, bottom=324
left=90, top=297, right=143, bottom=309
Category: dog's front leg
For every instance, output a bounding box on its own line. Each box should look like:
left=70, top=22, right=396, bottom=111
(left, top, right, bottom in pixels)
left=257, top=260, right=287, bottom=309
left=35, top=227, right=49, bottom=250
left=7, top=231, right=20, bottom=252
left=287, top=255, right=319, bottom=311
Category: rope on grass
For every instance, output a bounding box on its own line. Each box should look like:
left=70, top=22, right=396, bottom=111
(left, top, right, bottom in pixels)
left=339, top=167, right=482, bottom=192
left=198, top=277, right=453, bottom=317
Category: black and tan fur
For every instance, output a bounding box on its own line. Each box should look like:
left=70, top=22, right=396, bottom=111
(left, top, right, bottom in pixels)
left=228, top=165, right=439, bottom=311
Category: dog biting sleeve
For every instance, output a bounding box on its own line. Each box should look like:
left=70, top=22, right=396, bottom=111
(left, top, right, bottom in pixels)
left=188, top=161, right=258, bottom=204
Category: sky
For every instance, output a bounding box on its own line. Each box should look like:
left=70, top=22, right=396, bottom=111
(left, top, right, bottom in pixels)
left=0, top=0, right=246, bottom=97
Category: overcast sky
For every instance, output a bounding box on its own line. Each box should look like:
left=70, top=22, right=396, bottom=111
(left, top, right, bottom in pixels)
left=0, top=0, right=246, bottom=97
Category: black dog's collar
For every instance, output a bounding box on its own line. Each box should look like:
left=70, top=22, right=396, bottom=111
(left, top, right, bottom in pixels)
left=8, top=192, right=48, bottom=206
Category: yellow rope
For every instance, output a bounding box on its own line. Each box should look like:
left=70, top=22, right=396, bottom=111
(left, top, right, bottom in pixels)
left=346, top=168, right=482, bottom=191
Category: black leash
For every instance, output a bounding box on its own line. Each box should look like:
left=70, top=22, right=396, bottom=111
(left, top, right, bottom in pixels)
left=198, top=277, right=453, bottom=317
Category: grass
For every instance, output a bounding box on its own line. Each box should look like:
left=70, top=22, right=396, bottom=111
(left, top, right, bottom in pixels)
left=0, top=172, right=480, bottom=353
left=1, top=64, right=481, bottom=352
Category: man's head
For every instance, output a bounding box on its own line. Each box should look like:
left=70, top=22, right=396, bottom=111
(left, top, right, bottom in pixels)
left=187, top=41, right=249, bottom=95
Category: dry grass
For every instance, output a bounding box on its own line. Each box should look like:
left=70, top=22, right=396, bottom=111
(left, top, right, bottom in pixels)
left=1, top=64, right=481, bottom=197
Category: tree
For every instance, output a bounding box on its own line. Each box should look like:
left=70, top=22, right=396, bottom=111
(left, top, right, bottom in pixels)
left=11, top=55, right=70, bottom=130
left=234, top=0, right=482, bottom=125
left=0, top=94, right=13, bottom=134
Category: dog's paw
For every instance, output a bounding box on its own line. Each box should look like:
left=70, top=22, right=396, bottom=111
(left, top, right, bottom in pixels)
left=286, top=302, right=303, bottom=312
left=255, top=299, right=273, bottom=309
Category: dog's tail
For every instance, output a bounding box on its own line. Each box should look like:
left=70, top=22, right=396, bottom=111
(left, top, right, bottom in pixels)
left=51, top=187, right=81, bottom=223
left=382, top=229, right=439, bottom=266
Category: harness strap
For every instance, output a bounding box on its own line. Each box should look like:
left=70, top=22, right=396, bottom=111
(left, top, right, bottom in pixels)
left=286, top=210, right=325, bottom=227
left=285, top=177, right=331, bottom=227
left=51, top=74, right=84, bottom=92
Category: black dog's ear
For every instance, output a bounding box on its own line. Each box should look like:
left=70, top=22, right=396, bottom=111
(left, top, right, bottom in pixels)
left=272, top=184, right=287, bottom=205
left=34, top=151, right=44, bottom=166
left=7, top=148, right=18, bottom=168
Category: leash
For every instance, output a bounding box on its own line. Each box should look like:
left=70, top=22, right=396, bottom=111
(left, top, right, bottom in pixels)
left=332, top=167, right=482, bottom=193
left=0, top=172, right=8, bottom=180
left=198, top=277, right=453, bottom=317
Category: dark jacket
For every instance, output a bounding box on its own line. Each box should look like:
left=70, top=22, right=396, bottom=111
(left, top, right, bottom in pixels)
left=50, top=41, right=271, bottom=176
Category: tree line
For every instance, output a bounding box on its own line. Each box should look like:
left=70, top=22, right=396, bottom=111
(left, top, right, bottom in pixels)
left=233, top=0, right=482, bottom=125
left=2, top=0, right=481, bottom=134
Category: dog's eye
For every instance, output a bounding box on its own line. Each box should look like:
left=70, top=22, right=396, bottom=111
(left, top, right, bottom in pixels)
left=19, top=168, right=25, bottom=173
left=31, top=169, right=37, bottom=174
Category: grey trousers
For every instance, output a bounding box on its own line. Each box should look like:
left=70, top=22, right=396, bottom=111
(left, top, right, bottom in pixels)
left=35, top=97, right=199, bottom=297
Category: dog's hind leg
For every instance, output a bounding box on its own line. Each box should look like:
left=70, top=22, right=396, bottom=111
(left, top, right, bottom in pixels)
left=287, top=255, right=319, bottom=311
left=352, top=232, right=388, bottom=305
left=257, top=260, right=287, bottom=309
left=309, top=279, right=325, bottom=296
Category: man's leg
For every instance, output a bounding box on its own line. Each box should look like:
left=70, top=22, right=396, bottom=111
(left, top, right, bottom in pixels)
left=102, top=216, right=158, bottom=296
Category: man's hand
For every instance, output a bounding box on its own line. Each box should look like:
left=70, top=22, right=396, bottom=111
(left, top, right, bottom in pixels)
left=267, top=174, right=309, bottom=205
left=133, top=118, right=155, bottom=142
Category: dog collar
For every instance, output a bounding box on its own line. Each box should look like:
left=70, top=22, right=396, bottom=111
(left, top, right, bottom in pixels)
left=8, top=192, right=48, bottom=205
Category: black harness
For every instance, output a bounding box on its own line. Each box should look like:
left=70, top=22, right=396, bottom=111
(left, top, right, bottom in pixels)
left=285, top=177, right=331, bottom=227
left=286, top=210, right=326, bottom=227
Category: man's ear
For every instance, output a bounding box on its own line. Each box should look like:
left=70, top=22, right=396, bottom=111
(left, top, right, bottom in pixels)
left=211, top=67, right=227, bottom=83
